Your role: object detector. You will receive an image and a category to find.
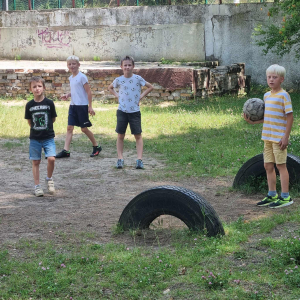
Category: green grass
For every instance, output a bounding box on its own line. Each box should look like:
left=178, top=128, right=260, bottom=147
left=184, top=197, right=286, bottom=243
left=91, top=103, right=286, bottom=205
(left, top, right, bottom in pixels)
left=3, top=92, right=300, bottom=180
left=1, top=90, right=300, bottom=299
left=1, top=209, right=300, bottom=299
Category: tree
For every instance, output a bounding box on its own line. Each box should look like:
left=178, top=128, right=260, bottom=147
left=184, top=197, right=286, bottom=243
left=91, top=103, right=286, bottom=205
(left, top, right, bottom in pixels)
left=253, top=0, right=300, bottom=60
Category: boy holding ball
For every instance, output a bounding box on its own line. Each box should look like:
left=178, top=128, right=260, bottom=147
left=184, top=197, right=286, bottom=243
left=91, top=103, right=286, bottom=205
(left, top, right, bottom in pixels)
left=244, top=64, right=293, bottom=208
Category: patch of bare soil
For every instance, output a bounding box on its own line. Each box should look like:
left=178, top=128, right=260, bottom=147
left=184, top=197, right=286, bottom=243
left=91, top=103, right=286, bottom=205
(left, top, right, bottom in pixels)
left=0, top=139, right=282, bottom=247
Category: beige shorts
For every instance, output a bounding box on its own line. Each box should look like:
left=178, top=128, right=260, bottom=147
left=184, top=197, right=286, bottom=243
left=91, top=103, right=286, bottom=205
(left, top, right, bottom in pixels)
left=263, top=140, right=287, bottom=164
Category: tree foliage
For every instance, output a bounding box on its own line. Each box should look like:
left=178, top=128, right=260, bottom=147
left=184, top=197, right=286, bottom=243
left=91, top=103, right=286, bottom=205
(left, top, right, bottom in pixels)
left=253, top=0, right=300, bottom=60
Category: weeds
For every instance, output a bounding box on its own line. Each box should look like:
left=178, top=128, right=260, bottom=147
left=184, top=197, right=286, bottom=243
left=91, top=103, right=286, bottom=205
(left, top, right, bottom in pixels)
left=160, top=57, right=174, bottom=64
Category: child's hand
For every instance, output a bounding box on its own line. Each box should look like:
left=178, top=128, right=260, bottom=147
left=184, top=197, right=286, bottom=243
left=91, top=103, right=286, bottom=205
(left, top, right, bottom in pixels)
left=243, top=113, right=255, bottom=125
left=279, top=136, right=288, bottom=150
left=89, top=107, right=95, bottom=117
left=60, top=94, right=69, bottom=101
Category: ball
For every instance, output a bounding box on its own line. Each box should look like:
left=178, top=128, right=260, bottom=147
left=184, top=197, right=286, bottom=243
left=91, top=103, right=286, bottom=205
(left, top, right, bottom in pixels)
left=243, top=98, right=265, bottom=121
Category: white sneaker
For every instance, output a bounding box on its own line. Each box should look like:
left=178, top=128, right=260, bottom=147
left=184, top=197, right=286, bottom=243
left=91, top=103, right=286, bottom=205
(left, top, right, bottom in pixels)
left=35, top=185, right=44, bottom=197
left=45, top=178, right=55, bottom=194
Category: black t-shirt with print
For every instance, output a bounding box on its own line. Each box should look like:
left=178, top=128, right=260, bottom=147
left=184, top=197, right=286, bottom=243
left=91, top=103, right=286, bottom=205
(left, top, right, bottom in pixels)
left=25, top=97, right=57, bottom=140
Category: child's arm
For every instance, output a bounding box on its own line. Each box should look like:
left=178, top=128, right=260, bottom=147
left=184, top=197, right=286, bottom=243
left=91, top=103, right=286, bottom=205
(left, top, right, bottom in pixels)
left=27, top=120, right=31, bottom=126
left=139, top=82, right=153, bottom=105
left=60, top=93, right=71, bottom=101
left=108, top=83, right=119, bottom=98
left=52, top=118, right=56, bottom=123
left=84, top=83, right=95, bottom=116
left=243, top=113, right=264, bottom=125
left=279, top=112, right=293, bottom=150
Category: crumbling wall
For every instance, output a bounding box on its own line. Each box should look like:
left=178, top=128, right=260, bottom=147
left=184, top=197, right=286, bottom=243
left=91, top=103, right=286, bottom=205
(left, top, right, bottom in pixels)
left=0, top=63, right=248, bottom=101
left=194, top=63, right=250, bottom=97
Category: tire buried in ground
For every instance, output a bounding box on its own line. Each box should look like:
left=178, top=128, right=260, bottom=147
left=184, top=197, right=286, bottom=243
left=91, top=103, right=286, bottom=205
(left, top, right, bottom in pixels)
left=118, top=185, right=225, bottom=237
left=233, top=153, right=300, bottom=188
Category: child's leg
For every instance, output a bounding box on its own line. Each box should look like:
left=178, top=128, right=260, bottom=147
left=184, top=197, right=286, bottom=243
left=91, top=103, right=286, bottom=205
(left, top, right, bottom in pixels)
left=264, top=162, right=277, bottom=191
left=117, top=133, right=125, bottom=159
left=46, top=157, right=55, bottom=178
left=44, top=138, right=56, bottom=178
left=116, top=110, right=129, bottom=160
left=29, top=139, right=42, bottom=185
left=32, top=160, right=41, bottom=185
left=64, top=125, right=74, bottom=151
left=276, top=163, right=289, bottom=194
left=273, top=142, right=289, bottom=195
left=134, top=134, right=143, bottom=160
left=81, top=127, right=98, bottom=146
left=128, top=111, right=142, bottom=160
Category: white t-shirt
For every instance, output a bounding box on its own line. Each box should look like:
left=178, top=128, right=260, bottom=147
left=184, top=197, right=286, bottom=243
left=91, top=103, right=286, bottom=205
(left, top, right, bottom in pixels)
left=69, top=72, right=89, bottom=105
left=112, top=75, right=146, bottom=113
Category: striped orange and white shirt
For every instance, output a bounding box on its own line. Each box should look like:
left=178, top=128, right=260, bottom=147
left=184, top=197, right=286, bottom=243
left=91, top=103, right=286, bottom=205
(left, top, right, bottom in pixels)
left=262, top=89, right=293, bottom=143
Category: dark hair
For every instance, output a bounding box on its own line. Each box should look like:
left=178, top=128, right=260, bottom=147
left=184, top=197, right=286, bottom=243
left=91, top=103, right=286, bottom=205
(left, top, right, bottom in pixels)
left=121, top=56, right=135, bottom=66
left=29, top=76, right=45, bottom=89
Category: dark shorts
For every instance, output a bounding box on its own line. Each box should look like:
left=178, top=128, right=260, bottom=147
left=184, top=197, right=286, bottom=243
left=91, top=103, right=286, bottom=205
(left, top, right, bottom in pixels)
left=116, top=110, right=142, bottom=135
left=68, top=105, right=92, bottom=128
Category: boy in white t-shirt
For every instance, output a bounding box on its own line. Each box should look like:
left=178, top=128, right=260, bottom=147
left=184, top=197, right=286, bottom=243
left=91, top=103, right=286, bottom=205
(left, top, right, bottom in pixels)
left=56, top=55, right=102, bottom=158
left=108, top=56, right=153, bottom=169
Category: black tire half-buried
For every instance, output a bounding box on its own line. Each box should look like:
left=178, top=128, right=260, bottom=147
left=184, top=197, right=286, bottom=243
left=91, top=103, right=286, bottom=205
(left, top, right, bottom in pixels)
left=118, top=185, right=225, bottom=237
left=233, top=153, right=300, bottom=188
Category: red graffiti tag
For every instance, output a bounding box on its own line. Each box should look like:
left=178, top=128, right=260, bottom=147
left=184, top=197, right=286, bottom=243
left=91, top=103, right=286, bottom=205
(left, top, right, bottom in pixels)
left=37, top=28, right=71, bottom=48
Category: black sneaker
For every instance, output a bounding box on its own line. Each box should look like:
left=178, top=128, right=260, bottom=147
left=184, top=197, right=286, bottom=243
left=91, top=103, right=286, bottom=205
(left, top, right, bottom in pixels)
left=269, top=196, right=293, bottom=209
left=90, top=145, right=102, bottom=157
left=56, top=149, right=70, bottom=158
left=256, top=194, right=278, bottom=206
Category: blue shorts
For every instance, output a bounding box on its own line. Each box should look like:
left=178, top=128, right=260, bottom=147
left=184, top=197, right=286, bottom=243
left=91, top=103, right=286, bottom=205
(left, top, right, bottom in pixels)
left=68, top=105, right=92, bottom=128
left=29, top=138, right=56, bottom=160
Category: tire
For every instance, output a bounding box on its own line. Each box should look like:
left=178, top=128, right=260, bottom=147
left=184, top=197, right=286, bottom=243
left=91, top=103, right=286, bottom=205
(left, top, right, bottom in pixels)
left=233, top=153, right=300, bottom=188
left=118, top=186, right=225, bottom=237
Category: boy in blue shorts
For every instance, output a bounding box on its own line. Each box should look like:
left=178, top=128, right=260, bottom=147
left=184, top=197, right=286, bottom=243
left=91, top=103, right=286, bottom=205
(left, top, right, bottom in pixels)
left=25, top=76, right=57, bottom=197
left=56, top=55, right=102, bottom=158
left=244, top=64, right=294, bottom=208
left=108, top=55, right=153, bottom=169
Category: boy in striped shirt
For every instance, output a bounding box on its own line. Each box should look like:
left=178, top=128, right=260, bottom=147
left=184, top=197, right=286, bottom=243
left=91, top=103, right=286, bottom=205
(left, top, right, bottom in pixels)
left=244, top=64, right=294, bottom=208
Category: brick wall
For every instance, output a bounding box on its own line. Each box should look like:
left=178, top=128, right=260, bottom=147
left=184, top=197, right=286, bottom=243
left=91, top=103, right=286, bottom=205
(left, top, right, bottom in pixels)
left=0, top=64, right=249, bottom=101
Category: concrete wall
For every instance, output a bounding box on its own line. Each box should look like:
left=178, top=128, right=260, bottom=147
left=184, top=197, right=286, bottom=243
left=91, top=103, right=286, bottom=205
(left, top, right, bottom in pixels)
left=0, top=23, right=205, bottom=61
left=0, top=6, right=205, bottom=62
left=1, top=4, right=300, bottom=88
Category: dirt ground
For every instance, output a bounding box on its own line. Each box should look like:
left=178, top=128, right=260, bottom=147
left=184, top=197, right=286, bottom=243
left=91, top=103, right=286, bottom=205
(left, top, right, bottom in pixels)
left=0, top=133, right=286, bottom=248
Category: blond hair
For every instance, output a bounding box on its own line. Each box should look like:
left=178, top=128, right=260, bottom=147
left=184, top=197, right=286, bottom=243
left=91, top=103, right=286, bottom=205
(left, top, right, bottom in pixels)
left=266, top=64, right=286, bottom=78
left=67, top=55, right=80, bottom=62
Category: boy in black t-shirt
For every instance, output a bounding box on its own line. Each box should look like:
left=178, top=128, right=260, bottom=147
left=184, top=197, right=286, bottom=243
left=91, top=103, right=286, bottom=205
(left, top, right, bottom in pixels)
left=25, top=76, right=57, bottom=197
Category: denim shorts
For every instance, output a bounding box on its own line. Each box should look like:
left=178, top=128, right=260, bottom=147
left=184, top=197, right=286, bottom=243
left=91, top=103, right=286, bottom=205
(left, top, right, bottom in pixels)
left=29, top=138, right=56, bottom=160
left=116, top=110, right=142, bottom=135
left=68, top=105, right=92, bottom=128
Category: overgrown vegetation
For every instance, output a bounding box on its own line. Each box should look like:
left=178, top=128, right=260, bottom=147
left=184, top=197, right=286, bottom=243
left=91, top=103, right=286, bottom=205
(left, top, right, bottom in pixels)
left=0, top=89, right=300, bottom=299
left=253, top=0, right=300, bottom=60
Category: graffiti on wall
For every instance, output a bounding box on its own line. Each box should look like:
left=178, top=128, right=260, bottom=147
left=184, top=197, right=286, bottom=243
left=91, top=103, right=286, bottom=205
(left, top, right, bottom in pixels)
left=37, top=28, right=71, bottom=48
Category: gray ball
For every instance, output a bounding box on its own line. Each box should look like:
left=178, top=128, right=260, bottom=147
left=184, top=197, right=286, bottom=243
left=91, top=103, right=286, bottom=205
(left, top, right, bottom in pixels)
left=243, top=98, right=265, bottom=121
